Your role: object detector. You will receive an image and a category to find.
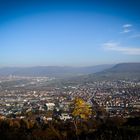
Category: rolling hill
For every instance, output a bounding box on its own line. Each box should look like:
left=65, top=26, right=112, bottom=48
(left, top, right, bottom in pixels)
left=87, top=63, right=140, bottom=81
left=0, top=64, right=113, bottom=78
left=103, top=63, right=140, bottom=73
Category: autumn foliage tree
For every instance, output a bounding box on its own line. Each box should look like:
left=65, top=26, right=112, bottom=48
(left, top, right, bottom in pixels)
left=72, top=97, right=92, bottom=140
left=72, top=98, right=92, bottom=120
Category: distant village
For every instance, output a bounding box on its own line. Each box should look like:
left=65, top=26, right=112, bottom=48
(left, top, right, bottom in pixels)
left=0, top=76, right=140, bottom=121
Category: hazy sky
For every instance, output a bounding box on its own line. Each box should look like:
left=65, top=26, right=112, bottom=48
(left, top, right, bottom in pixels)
left=0, top=0, right=140, bottom=67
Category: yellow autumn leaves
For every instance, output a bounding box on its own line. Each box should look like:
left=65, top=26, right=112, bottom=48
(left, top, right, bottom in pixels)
left=72, top=98, right=92, bottom=120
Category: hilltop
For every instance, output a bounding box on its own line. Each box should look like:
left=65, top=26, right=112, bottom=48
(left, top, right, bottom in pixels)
left=86, top=63, right=140, bottom=81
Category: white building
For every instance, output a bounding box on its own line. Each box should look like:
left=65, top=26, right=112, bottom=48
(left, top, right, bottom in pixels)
left=59, top=113, right=72, bottom=121
left=45, top=103, right=55, bottom=111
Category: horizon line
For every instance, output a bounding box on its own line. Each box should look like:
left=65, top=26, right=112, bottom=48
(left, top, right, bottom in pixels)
left=0, top=62, right=140, bottom=68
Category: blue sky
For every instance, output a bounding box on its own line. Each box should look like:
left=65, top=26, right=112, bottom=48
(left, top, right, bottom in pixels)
left=0, top=0, right=140, bottom=67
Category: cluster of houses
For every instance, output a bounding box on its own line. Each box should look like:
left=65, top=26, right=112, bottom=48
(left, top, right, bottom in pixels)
left=0, top=78, right=140, bottom=120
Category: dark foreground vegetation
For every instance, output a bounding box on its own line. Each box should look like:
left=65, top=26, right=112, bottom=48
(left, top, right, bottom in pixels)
left=0, top=117, right=140, bottom=140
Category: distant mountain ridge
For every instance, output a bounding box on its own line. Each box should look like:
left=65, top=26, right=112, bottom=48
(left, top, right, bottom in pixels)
left=0, top=65, right=113, bottom=77
left=0, top=63, right=139, bottom=79
left=103, top=63, right=140, bottom=73
left=87, top=63, right=140, bottom=81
